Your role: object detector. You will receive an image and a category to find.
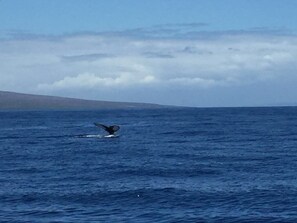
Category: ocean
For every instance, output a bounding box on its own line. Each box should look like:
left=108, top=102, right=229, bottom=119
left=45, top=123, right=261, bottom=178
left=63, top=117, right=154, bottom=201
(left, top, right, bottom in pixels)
left=1, top=107, right=297, bottom=222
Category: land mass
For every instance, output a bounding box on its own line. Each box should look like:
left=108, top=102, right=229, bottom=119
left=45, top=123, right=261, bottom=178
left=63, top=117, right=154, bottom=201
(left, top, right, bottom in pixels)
left=0, top=91, right=165, bottom=111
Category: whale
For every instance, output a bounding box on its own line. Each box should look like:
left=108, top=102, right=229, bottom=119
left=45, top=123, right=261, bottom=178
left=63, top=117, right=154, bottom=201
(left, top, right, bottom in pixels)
left=94, top=123, right=120, bottom=135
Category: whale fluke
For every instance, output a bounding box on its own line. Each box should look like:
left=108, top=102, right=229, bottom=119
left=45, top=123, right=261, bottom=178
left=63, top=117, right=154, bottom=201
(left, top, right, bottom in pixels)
left=94, top=123, right=120, bottom=135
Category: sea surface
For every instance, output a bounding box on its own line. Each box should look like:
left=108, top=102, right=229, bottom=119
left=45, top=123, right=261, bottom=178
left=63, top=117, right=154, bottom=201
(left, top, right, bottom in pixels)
left=1, top=107, right=297, bottom=222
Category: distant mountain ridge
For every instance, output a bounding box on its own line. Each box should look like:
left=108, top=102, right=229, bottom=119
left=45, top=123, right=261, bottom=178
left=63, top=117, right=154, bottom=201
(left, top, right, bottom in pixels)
left=0, top=91, right=164, bottom=111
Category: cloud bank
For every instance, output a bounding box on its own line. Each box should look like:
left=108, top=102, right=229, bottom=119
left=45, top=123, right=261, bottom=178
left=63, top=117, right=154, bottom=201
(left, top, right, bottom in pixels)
left=1, top=26, right=297, bottom=106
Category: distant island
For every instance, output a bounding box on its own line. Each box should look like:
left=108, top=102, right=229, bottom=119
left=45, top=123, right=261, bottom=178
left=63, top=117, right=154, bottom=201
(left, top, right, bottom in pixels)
left=0, top=91, right=165, bottom=111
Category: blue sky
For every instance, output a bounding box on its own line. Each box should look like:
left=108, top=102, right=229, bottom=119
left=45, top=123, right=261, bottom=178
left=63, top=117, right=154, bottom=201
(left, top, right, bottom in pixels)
left=1, top=0, right=297, bottom=107
left=1, top=0, right=297, bottom=34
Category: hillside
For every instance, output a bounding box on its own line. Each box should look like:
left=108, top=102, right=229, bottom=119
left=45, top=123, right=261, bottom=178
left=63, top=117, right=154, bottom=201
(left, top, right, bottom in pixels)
left=0, top=91, right=164, bottom=111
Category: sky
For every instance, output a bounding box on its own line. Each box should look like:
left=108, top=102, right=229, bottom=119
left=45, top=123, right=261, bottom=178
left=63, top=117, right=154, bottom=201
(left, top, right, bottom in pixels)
left=1, top=0, right=297, bottom=107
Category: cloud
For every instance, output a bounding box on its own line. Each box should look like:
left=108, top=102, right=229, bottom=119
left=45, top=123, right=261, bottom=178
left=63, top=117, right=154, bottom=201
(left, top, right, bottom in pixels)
left=142, top=51, right=174, bottom=58
left=61, top=53, right=114, bottom=62
left=38, top=72, right=156, bottom=89
left=115, top=22, right=209, bottom=39
left=1, top=26, right=297, bottom=106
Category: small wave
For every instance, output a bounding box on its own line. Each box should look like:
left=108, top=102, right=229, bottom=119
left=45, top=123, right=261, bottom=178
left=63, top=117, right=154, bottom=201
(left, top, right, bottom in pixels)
left=77, top=134, right=104, bottom=138
left=116, top=167, right=219, bottom=178
left=2, top=126, right=49, bottom=131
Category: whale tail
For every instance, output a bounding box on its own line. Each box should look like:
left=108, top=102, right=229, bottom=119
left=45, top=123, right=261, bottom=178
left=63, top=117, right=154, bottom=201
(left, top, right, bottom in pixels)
left=94, top=123, right=120, bottom=135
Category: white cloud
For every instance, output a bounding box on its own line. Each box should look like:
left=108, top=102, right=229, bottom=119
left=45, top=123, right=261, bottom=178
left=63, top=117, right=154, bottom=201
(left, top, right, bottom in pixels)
left=1, top=28, right=297, bottom=106
left=38, top=72, right=157, bottom=89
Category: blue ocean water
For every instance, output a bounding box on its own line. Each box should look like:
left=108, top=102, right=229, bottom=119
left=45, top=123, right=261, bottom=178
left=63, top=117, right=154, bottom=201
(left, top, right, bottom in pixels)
left=1, top=107, right=297, bottom=222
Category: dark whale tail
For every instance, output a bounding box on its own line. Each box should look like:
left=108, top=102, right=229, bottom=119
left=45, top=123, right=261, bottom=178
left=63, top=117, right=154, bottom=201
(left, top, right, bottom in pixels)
left=94, top=123, right=120, bottom=135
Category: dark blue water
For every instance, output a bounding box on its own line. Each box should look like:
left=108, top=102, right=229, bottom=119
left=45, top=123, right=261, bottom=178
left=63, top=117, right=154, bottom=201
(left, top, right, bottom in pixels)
left=1, top=107, right=297, bottom=222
